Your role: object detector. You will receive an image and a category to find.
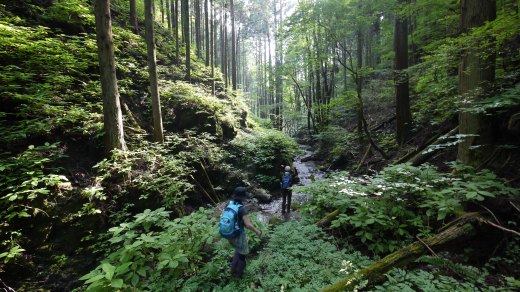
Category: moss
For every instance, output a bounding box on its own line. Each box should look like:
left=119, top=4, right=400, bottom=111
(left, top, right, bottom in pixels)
left=321, top=222, right=477, bottom=291
left=160, top=81, right=246, bottom=140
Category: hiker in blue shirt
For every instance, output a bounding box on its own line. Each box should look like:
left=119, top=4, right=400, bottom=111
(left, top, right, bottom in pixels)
left=222, top=187, right=262, bottom=278
left=280, top=165, right=299, bottom=214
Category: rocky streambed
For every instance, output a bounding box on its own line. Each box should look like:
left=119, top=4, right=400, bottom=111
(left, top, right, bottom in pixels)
left=255, top=145, right=325, bottom=223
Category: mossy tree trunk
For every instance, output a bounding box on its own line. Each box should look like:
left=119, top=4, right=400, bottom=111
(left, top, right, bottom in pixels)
left=321, top=219, right=477, bottom=291
left=457, top=0, right=496, bottom=166
left=94, top=0, right=127, bottom=152
left=145, top=0, right=165, bottom=143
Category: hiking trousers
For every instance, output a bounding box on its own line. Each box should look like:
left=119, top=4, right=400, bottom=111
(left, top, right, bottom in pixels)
left=228, top=231, right=248, bottom=278
left=281, top=188, right=292, bottom=213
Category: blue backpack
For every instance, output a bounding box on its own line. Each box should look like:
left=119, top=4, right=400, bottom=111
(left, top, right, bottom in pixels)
left=218, top=201, right=242, bottom=239
left=281, top=172, right=292, bottom=189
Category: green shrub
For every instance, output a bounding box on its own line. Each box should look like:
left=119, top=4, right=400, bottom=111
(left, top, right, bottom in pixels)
left=299, top=163, right=519, bottom=254
left=230, top=128, right=300, bottom=188
left=0, top=143, right=68, bottom=263
left=42, top=0, right=95, bottom=27
left=80, top=208, right=217, bottom=291
left=219, top=221, right=372, bottom=291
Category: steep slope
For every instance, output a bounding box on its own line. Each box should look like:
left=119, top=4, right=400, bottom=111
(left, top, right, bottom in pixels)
left=0, top=1, right=266, bottom=289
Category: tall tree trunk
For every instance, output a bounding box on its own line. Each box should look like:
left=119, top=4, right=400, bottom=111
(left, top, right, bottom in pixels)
left=174, top=0, right=179, bottom=65
left=224, top=5, right=228, bottom=88
left=145, top=0, right=165, bottom=143
left=160, top=0, right=165, bottom=24
left=205, top=0, right=210, bottom=66
left=230, top=0, right=237, bottom=90
left=457, top=0, right=496, bottom=166
left=195, top=0, right=202, bottom=58
left=274, top=0, right=283, bottom=129
left=394, top=0, right=411, bottom=147
left=182, top=0, right=191, bottom=80
left=210, top=0, right=215, bottom=94
left=166, top=0, right=171, bottom=31
left=220, top=5, right=225, bottom=72
left=129, top=0, right=139, bottom=34
left=343, top=40, right=348, bottom=91
left=94, top=0, right=127, bottom=152
left=268, top=30, right=274, bottom=115
left=356, top=29, right=364, bottom=142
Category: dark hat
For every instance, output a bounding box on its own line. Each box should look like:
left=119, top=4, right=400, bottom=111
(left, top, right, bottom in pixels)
left=232, top=186, right=249, bottom=200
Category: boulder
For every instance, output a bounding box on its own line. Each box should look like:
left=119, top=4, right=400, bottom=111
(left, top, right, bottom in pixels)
left=251, top=188, right=272, bottom=203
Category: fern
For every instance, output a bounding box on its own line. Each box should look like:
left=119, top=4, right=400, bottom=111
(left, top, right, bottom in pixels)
left=416, top=255, right=480, bottom=281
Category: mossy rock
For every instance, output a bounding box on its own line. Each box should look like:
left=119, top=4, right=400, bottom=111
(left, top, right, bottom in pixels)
left=251, top=188, right=272, bottom=203
left=161, top=81, right=240, bottom=140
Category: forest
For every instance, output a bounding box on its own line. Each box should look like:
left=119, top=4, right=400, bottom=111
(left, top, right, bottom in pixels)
left=0, top=0, right=519, bottom=291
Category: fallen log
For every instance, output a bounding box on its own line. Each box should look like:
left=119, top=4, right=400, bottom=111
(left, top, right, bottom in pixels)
left=355, top=144, right=372, bottom=172
left=370, top=115, right=396, bottom=132
left=316, top=209, right=340, bottom=227
left=409, top=126, right=459, bottom=166
left=394, top=126, right=458, bottom=165
left=321, top=213, right=480, bottom=292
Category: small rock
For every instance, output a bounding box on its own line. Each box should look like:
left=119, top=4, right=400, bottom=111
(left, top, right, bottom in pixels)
left=300, top=155, right=316, bottom=162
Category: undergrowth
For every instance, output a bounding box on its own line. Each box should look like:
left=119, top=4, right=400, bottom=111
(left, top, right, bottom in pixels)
left=230, top=128, right=300, bottom=188
left=298, top=163, right=519, bottom=254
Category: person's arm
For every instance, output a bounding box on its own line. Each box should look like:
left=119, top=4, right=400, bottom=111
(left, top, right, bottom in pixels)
left=242, top=215, right=262, bottom=236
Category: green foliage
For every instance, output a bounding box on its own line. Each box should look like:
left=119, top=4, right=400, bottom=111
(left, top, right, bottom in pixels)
left=462, top=82, right=520, bottom=114
left=0, top=20, right=103, bottom=142
left=374, top=268, right=482, bottom=292
left=314, top=125, right=357, bottom=160
left=0, top=231, right=25, bottom=264
left=125, top=216, right=366, bottom=291
left=230, top=128, right=300, bottom=187
left=160, top=212, right=269, bottom=291
left=299, top=163, right=519, bottom=254
left=0, top=143, right=68, bottom=262
left=80, top=208, right=217, bottom=291
left=81, top=208, right=272, bottom=291
left=375, top=251, right=520, bottom=292
left=161, top=81, right=246, bottom=138
left=422, top=164, right=518, bottom=220
left=91, top=137, right=195, bottom=208
left=42, top=0, right=94, bottom=27
left=218, top=221, right=372, bottom=291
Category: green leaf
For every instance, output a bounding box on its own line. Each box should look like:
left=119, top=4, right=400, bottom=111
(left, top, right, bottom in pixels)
left=114, top=262, right=132, bottom=274
left=131, top=274, right=139, bottom=286
left=101, top=262, right=115, bottom=281
left=84, top=273, right=104, bottom=284
left=111, top=278, right=124, bottom=288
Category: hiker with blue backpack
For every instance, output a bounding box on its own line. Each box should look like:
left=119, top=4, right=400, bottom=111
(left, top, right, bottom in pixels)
left=218, top=186, right=262, bottom=278
left=280, top=164, right=299, bottom=214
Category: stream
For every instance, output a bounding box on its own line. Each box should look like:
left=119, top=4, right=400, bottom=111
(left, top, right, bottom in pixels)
left=256, top=145, right=325, bottom=223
